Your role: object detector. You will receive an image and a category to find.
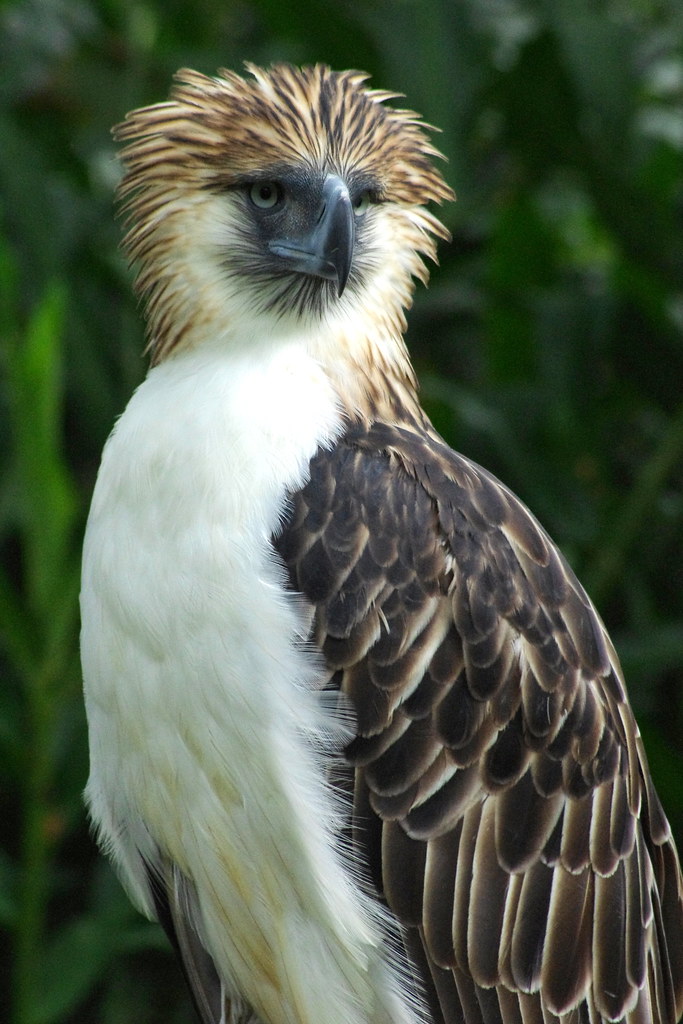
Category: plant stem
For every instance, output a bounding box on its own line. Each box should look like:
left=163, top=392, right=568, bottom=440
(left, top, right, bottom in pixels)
left=14, top=660, right=54, bottom=1024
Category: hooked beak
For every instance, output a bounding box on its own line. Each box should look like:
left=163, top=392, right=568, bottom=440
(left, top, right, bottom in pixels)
left=268, top=174, right=354, bottom=296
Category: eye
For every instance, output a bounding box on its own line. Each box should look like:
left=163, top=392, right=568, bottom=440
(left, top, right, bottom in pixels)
left=248, top=181, right=283, bottom=209
left=352, top=191, right=373, bottom=216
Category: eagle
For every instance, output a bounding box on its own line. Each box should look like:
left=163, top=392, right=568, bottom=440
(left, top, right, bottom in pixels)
left=80, top=63, right=683, bottom=1024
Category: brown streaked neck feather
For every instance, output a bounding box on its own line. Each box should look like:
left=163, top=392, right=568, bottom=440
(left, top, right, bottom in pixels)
left=316, top=326, right=431, bottom=432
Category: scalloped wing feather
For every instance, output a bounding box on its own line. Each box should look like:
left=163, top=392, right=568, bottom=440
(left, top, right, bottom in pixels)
left=274, top=420, right=683, bottom=1024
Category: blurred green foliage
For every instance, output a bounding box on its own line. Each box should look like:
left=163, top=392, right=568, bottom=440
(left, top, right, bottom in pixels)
left=1, top=1, right=682, bottom=1021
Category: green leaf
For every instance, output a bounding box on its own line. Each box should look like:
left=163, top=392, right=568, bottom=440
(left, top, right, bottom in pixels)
left=546, top=0, right=636, bottom=159
left=6, top=280, right=78, bottom=623
left=0, top=848, right=18, bottom=927
left=29, top=917, right=116, bottom=1024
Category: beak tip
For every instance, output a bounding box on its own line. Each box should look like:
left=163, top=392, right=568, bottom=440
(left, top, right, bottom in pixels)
left=336, top=269, right=349, bottom=297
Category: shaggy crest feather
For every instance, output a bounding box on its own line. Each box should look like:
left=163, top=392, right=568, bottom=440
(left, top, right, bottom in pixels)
left=116, top=63, right=452, bottom=204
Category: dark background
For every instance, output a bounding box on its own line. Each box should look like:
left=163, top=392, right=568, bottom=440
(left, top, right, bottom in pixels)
left=1, top=1, right=682, bottom=1021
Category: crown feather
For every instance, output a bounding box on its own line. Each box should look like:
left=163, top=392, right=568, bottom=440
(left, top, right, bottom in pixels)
left=114, top=63, right=455, bottom=209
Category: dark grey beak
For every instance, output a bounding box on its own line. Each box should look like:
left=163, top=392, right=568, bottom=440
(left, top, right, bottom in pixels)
left=268, top=174, right=354, bottom=296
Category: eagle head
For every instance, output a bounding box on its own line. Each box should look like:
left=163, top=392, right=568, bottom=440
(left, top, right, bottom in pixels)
left=114, top=63, right=454, bottom=363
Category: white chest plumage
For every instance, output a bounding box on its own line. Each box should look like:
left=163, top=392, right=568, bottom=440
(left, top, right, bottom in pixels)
left=80, top=336, right=420, bottom=1024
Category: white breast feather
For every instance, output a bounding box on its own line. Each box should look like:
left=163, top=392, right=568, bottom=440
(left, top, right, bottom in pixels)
left=80, top=332, right=424, bottom=1024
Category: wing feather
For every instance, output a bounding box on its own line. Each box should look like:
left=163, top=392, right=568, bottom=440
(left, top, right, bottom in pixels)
left=509, top=858, right=553, bottom=994
left=423, top=826, right=461, bottom=968
left=542, top=863, right=593, bottom=1012
left=382, top=818, right=427, bottom=925
left=273, top=421, right=683, bottom=1024
left=143, top=858, right=256, bottom=1024
left=468, top=798, right=509, bottom=988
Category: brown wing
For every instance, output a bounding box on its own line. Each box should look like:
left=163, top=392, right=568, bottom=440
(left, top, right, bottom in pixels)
left=274, top=420, right=683, bottom=1024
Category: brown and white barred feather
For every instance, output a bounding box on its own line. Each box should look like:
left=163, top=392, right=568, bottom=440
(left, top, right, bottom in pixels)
left=274, top=420, right=683, bottom=1024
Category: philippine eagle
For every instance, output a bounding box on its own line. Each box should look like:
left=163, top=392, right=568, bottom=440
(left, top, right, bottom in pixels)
left=80, top=63, right=683, bottom=1024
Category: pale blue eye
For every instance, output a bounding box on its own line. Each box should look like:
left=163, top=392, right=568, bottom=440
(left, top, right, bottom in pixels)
left=353, top=192, right=372, bottom=216
left=249, top=182, right=283, bottom=209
